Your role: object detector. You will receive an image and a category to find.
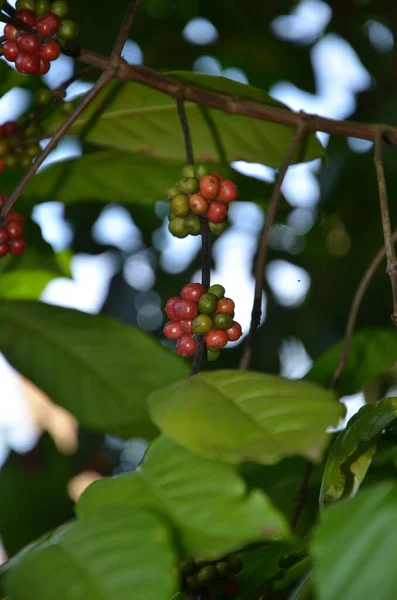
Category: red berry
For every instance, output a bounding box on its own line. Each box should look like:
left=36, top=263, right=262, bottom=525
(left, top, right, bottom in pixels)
left=181, top=283, right=206, bottom=302
left=0, top=244, right=9, bottom=258
left=7, top=220, right=23, bottom=240
left=165, top=296, right=181, bottom=320
left=0, top=126, right=3, bottom=137
left=3, top=121, right=16, bottom=137
left=0, top=195, right=7, bottom=207
left=163, top=321, right=183, bottom=341
left=176, top=333, right=197, bottom=357
left=222, top=580, right=239, bottom=597
left=7, top=211, right=24, bottom=223
left=16, top=32, right=41, bottom=54
left=0, top=160, right=5, bottom=174
left=4, top=24, right=17, bottom=41
left=39, top=39, right=60, bottom=61
left=15, top=10, right=37, bottom=28
left=180, top=320, right=193, bottom=333
left=226, top=321, right=242, bottom=341
left=36, top=13, right=61, bottom=37
left=9, top=238, right=26, bottom=256
left=38, top=58, right=50, bottom=75
left=173, top=299, right=199, bottom=320
left=189, top=193, right=208, bottom=215
left=207, top=201, right=228, bottom=224
left=0, top=227, right=9, bottom=244
left=218, top=180, right=238, bottom=204
left=204, top=328, right=229, bottom=350
left=15, top=52, right=40, bottom=74
left=200, top=175, right=220, bottom=200
left=2, top=41, right=19, bottom=62
left=217, top=298, right=235, bottom=314
left=210, top=172, right=224, bottom=182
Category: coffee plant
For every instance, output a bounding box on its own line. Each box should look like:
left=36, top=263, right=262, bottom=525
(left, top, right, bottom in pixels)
left=0, top=1, right=397, bottom=599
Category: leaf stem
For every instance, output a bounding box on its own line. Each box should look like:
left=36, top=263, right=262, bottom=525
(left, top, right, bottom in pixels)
left=111, top=0, right=141, bottom=59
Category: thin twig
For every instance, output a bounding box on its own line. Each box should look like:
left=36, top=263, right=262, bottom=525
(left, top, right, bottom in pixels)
left=0, top=70, right=113, bottom=223
left=291, top=462, right=314, bottom=530
left=176, top=97, right=194, bottom=165
left=111, top=0, right=141, bottom=59
left=2, top=1, right=15, bottom=16
left=240, top=120, right=307, bottom=370
left=374, top=129, right=397, bottom=323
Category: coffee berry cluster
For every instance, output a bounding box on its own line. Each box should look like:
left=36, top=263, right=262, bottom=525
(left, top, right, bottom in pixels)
left=179, top=554, right=242, bottom=599
left=0, top=120, right=41, bottom=174
left=0, top=195, right=26, bottom=257
left=168, top=164, right=238, bottom=238
left=1, top=0, right=78, bottom=75
left=164, top=283, right=243, bottom=361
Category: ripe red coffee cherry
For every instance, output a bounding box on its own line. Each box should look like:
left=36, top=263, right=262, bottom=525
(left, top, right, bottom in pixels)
left=176, top=333, right=197, bottom=357
left=0, top=195, right=6, bottom=206
left=15, top=52, right=40, bottom=74
left=36, top=13, right=61, bottom=37
left=9, top=238, right=26, bottom=256
left=163, top=321, right=183, bottom=340
left=16, top=33, right=41, bottom=54
left=3, top=121, right=17, bottom=136
left=4, top=24, right=17, bottom=41
left=15, top=10, right=37, bottom=27
left=7, top=211, right=24, bottom=223
left=3, top=41, right=20, bottom=62
left=165, top=296, right=181, bottom=320
left=207, top=201, right=228, bottom=224
left=7, top=220, right=23, bottom=240
left=38, top=59, right=51, bottom=75
left=181, top=283, right=205, bottom=302
left=189, top=193, right=208, bottom=215
left=217, top=297, right=235, bottom=314
left=39, top=40, right=61, bottom=61
left=226, top=321, right=242, bottom=341
left=180, top=319, right=193, bottom=333
left=218, top=180, right=238, bottom=204
left=0, top=227, right=9, bottom=244
left=204, top=328, right=229, bottom=349
left=200, top=175, right=220, bottom=200
left=0, top=244, right=9, bottom=257
left=210, top=172, right=224, bottom=182
left=173, top=299, right=198, bottom=320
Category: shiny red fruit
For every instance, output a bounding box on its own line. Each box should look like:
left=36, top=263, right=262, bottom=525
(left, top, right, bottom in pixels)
left=36, top=13, right=61, bottom=37
left=2, top=41, right=19, bottom=62
left=218, top=180, right=238, bottom=203
left=38, top=59, right=51, bottom=75
left=0, top=244, right=9, bottom=257
left=189, top=193, right=208, bottom=215
left=181, top=283, right=206, bottom=302
left=180, top=320, right=193, bottom=333
left=165, top=296, right=181, bottom=320
left=7, top=220, right=23, bottom=240
left=7, top=211, right=24, bottom=223
left=16, top=33, right=41, bottom=54
left=39, top=39, right=60, bottom=61
left=204, top=328, right=229, bottom=349
left=207, top=201, right=228, bottom=224
left=210, top=172, right=224, bottom=182
left=200, top=175, right=220, bottom=200
left=0, top=227, right=9, bottom=244
left=176, top=333, right=197, bottom=357
left=173, top=299, right=198, bottom=320
left=226, top=321, right=242, bottom=341
left=3, top=121, right=17, bottom=136
left=217, top=298, right=235, bottom=314
left=9, top=238, right=26, bottom=256
left=222, top=580, right=239, bottom=597
left=4, top=24, right=17, bottom=41
left=15, top=10, right=37, bottom=27
left=15, top=52, right=40, bottom=74
left=163, top=321, right=183, bottom=340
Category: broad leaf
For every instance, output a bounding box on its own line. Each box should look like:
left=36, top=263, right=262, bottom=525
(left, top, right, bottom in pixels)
left=42, top=80, right=323, bottom=168
left=0, top=270, right=56, bottom=299
left=148, top=370, right=343, bottom=465
left=320, top=398, right=397, bottom=506
left=0, top=301, right=188, bottom=438
left=77, top=436, right=289, bottom=559
left=311, top=482, right=397, bottom=600
left=305, top=329, right=397, bottom=396
left=3, top=508, right=177, bottom=600
left=235, top=543, right=285, bottom=599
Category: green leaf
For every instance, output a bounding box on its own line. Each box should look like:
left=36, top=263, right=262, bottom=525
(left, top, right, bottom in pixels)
left=0, top=301, right=188, bottom=439
left=42, top=81, right=323, bottom=168
left=148, top=370, right=343, bottom=465
left=3, top=508, right=177, bottom=600
left=0, top=270, right=57, bottom=299
left=235, top=543, right=285, bottom=599
left=311, top=482, right=397, bottom=600
left=320, top=398, right=397, bottom=506
left=77, top=436, right=289, bottom=559
left=305, top=329, right=397, bottom=396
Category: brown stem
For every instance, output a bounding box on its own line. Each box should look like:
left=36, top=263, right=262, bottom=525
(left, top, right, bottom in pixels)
left=111, top=0, right=141, bottom=59
left=176, top=97, right=194, bottom=165
left=0, top=70, right=113, bottom=224
left=240, top=120, right=307, bottom=370
left=374, top=129, right=397, bottom=323
left=2, top=1, right=15, bottom=16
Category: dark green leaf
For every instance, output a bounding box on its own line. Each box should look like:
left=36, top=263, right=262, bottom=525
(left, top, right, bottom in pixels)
left=236, top=543, right=285, bottom=599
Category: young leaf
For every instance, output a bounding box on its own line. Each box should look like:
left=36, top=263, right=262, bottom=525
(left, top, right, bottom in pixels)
left=77, top=435, right=289, bottom=559
left=0, top=301, right=188, bottom=439
left=3, top=508, right=177, bottom=600
left=0, top=270, right=57, bottom=300
left=148, top=370, right=343, bottom=465
left=311, top=482, right=397, bottom=600
left=320, top=398, right=397, bottom=506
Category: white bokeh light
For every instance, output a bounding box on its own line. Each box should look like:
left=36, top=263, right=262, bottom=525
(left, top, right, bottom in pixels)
left=271, top=0, right=332, bottom=46
left=266, top=260, right=311, bottom=307
left=183, top=18, right=219, bottom=45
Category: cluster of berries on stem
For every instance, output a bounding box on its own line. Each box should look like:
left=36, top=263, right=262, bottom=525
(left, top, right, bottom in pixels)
left=1, top=0, right=78, bottom=75
left=0, top=119, right=41, bottom=174
left=0, top=195, right=26, bottom=257
left=179, top=554, right=242, bottom=599
left=168, top=164, right=238, bottom=238
left=164, top=283, right=243, bottom=361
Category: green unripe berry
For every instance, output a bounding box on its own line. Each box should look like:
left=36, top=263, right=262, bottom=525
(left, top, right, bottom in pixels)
left=24, top=124, right=38, bottom=139
left=194, top=559, right=210, bottom=569
left=178, top=176, right=199, bottom=195
left=192, top=314, right=213, bottom=334
left=36, top=88, right=54, bottom=106
left=207, top=348, right=220, bottom=362
left=26, top=143, right=41, bottom=158
left=60, top=101, right=75, bottom=115
left=197, top=565, right=218, bottom=584
left=169, top=217, right=188, bottom=238
left=58, top=19, right=79, bottom=40
left=50, top=0, right=69, bottom=17
left=182, top=164, right=196, bottom=178
left=167, top=185, right=179, bottom=200
left=16, top=0, right=36, bottom=10
left=0, top=140, right=8, bottom=158
left=198, top=292, right=218, bottom=314
left=19, top=155, right=32, bottom=170
left=227, top=556, right=243, bottom=575
left=171, top=194, right=189, bottom=217
left=179, top=558, right=195, bottom=575
left=215, top=561, right=230, bottom=578
left=207, top=284, right=225, bottom=299
left=36, top=0, right=51, bottom=15
left=168, top=211, right=177, bottom=222
left=4, top=154, right=19, bottom=170
left=184, top=215, right=201, bottom=235
left=195, top=164, right=208, bottom=179
left=185, top=574, right=201, bottom=591
left=213, top=312, right=233, bottom=330
left=208, top=220, right=228, bottom=236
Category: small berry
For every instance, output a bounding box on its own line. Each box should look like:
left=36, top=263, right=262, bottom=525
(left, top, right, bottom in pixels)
left=167, top=185, right=179, bottom=200
left=210, top=172, right=224, bottom=182
left=59, top=101, right=75, bottom=114
left=213, top=312, right=234, bottom=330
left=227, top=556, right=243, bottom=575
left=178, top=177, right=199, bottom=195
left=58, top=19, right=79, bottom=40
left=26, top=142, right=41, bottom=158
left=179, top=557, right=195, bottom=575
left=197, top=565, right=217, bottom=584
left=226, top=321, right=243, bottom=341
left=36, top=0, right=51, bottom=16
left=15, top=52, right=40, bottom=74
left=4, top=154, right=20, bottom=169
left=207, top=284, right=225, bottom=299
left=16, top=32, right=41, bottom=54
left=198, top=292, right=218, bottom=314
left=185, top=573, right=202, bottom=591
left=19, top=156, right=32, bottom=170
left=181, top=164, right=196, bottom=178
left=171, top=194, right=190, bottom=217
left=181, top=283, right=206, bottom=302
left=7, top=211, right=24, bottom=223
left=168, top=211, right=176, bottom=222
left=180, top=319, right=193, bottom=333
left=189, top=193, right=207, bottom=215
left=195, top=164, right=208, bottom=179
left=36, top=12, right=61, bottom=37
left=2, top=41, right=19, bottom=62
left=36, top=88, right=54, bottom=105
left=15, top=9, right=37, bottom=28
left=38, top=58, right=51, bottom=75
left=200, top=174, right=220, bottom=200
left=204, top=328, right=229, bottom=349
left=0, top=227, right=9, bottom=244
left=3, top=121, right=17, bottom=137
left=218, top=180, right=238, bottom=204
left=0, top=244, right=9, bottom=257
left=173, top=299, right=198, bottom=320
left=217, top=298, right=235, bottom=314
left=16, top=0, right=36, bottom=10
left=192, top=314, right=213, bottom=334
left=168, top=217, right=188, bottom=238
left=215, top=561, right=230, bottom=578
left=50, top=0, right=69, bottom=17
left=163, top=321, right=184, bottom=340
left=0, top=140, right=9, bottom=158
left=165, top=296, right=181, bottom=320
left=184, top=215, right=201, bottom=236
left=207, top=348, right=220, bottom=362
left=39, top=40, right=61, bottom=62
left=176, top=334, right=197, bottom=357
left=208, top=220, right=228, bottom=235
left=7, top=220, right=24, bottom=240
left=222, top=580, right=239, bottom=597
left=0, top=195, right=6, bottom=207
left=207, top=201, right=228, bottom=224
left=9, top=238, right=26, bottom=256
left=4, top=24, right=17, bottom=41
